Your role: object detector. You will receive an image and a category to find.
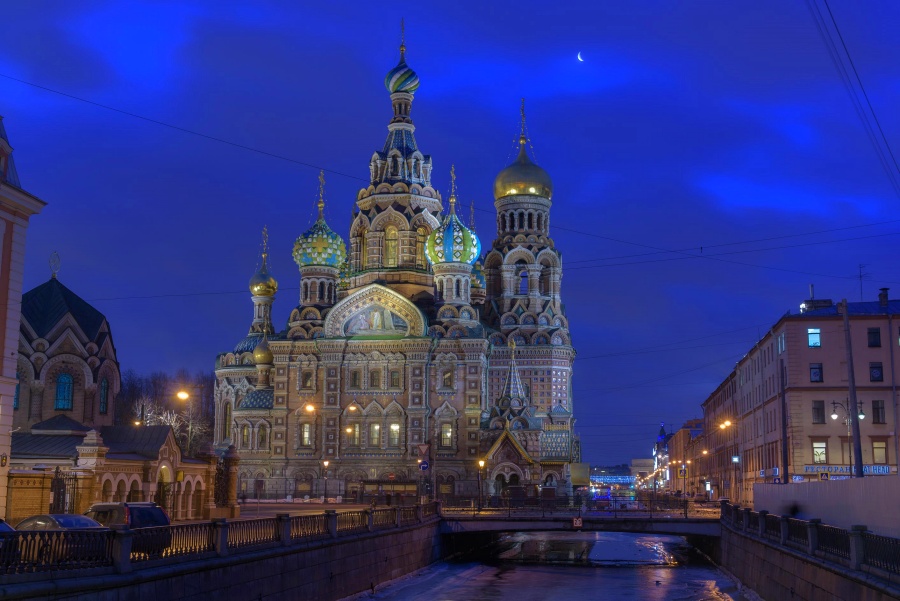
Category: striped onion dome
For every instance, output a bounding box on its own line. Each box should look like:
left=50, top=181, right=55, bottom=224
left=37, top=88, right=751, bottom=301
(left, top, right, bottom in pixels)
left=385, top=47, right=420, bottom=94
left=425, top=196, right=481, bottom=266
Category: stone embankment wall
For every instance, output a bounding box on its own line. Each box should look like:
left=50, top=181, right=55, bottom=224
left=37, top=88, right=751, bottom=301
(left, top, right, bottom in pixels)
left=3, top=520, right=446, bottom=601
left=709, top=526, right=900, bottom=600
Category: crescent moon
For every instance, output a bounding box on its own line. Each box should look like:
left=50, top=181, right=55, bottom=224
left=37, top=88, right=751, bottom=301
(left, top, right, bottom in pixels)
left=577, top=51, right=584, bottom=62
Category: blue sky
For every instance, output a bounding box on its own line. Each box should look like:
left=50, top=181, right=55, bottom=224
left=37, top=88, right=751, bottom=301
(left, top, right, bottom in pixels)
left=2, top=1, right=899, bottom=464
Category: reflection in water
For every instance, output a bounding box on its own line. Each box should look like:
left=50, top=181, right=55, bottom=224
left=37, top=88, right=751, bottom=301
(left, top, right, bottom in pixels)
left=344, top=532, right=748, bottom=601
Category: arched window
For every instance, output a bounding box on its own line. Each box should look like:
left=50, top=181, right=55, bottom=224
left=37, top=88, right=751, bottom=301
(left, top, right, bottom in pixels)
left=258, top=424, right=268, bottom=448
left=390, top=370, right=400, bottom=388
left=223, top=403, right=232, bottom=440
left=455, top=279, right=461, bottom=299
left=369, top=370, right=380, bottom=389
left=519, top=270, right=528, bottom=295
left=318, top=281, right=325, bottom=301
left=55, top=373, right=74, bottom=411
left=301, top=423, right=312, bottom=446
left=441, top=423, right=453, bottom=448
left=99, top=378, right=109, bottom=415
left=241, top=425, right=250, bottom=448
left=442, top=370, right=453, bottom=388
left=360, top=229, right=368, bottom=268
left=416, top=227, right=427, bottom=269
left=384, top=226, right=398, bottom=267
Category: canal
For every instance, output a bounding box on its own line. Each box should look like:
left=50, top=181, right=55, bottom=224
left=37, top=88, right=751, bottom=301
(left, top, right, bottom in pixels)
left=345, top=532, right=753, bottom=600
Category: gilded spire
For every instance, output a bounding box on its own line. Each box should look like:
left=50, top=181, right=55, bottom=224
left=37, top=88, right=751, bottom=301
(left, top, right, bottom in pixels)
left=317, top=170, right=325, bottom=220
left=448, top=164, right=457, bottom=213
left=519, top=97, right=527, bottom=145
left=400, top=18, right=406, bottom=58
left=261, top=225, right=269, bottom=256
left=249, top=225, right=278, bottom=297
left=469, top=200, right=476, bottom=230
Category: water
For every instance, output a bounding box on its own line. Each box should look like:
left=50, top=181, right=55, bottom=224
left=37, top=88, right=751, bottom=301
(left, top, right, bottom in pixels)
left=345, top=532, right=751, bottom=601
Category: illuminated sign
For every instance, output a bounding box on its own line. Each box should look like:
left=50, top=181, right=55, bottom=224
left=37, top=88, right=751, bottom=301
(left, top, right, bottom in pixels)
left=802, top=465, right=891, bottom=476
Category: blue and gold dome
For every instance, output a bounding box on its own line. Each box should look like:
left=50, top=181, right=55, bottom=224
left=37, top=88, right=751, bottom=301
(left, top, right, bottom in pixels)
left=425, top=195, right=481, bottom=266
left=293, top=173, right=347, bottom=269
left=384, top=43, right=420, bottom=94
left=249, top=252, right=278, bottom=297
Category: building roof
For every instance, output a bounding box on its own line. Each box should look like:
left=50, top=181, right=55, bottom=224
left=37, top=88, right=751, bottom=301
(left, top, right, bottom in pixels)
left=237, top=389, right=274, bottom=410
left=0, top=116, right=21, bottom=188
left=792, top=299, right=900, bottom=318
left=11, top=433, right=82, bottom=459
left=22, top=277, right=107, bottom=340
left=31, top=414, right=91, bottom=434
left=100, top=425, right=172, bottom=459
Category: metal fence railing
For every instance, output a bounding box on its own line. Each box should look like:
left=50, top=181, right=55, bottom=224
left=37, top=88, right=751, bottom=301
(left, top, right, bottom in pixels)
left=785, top=518, right=808, bottom=549
left=763, top=514, right=781, bottom=541
left=336, top=511, right=367, bottom=533
left=0, top=529, right=114, bottom=574
left=290, top=514, right=327, bottom=540
left=816, top=524, right=851, bottom=560
left=399, top=507, right=418, bottom=526
left=862, top=532, right=900, bottom=575
left=227, top=518, right=279, bottom=550
left=131, top=523, right=216, bottom=562
left=372, top=509, right=396, bottom=530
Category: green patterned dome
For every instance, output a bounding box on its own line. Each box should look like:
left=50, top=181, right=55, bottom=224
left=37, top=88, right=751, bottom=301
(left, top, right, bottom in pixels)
left=293, top=178, right=347, bottom=269
left=425, top=197, right=481, bottom=266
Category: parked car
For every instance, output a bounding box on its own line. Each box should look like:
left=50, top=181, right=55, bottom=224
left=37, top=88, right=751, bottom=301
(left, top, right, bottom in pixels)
left=84, top=502, right=171, bottom=555
left=14, top=514, right=108, bottom=563
left=0, top=518, right=17, bottom=564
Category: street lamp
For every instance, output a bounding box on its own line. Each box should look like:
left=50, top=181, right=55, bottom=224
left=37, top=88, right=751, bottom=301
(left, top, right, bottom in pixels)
left=719, top=420, right=740, bottom=504
left=177, top=390, right=193, bottom=456
left=477, top=460, right=485, bottom=511
left=831, top=399, right=865, bottom=477
left=322, top=460, right=329, bottom=503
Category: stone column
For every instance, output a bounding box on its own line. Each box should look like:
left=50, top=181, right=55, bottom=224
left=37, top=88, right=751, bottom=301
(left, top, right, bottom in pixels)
left=195, top=443, right=219, bottom=519
left=779, top=516, right=789, bottom=545
left=757, top=510, right=768, bottom=537
left=806, top=519, right=820, bottom=555
left=849, top=525, right=867, bottom=570
left=110, top=525, right=133, bottom=574
left=224, top=444, right=240, bottom=516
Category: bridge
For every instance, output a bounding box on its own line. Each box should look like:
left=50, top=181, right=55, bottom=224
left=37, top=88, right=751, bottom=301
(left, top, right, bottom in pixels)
left=440, top=509, right=721, bottom=537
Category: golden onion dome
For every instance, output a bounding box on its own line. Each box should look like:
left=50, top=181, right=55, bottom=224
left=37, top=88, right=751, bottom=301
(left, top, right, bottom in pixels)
left=493, top=135, right=553, bottom=201
left=249, top=252, right=278, bottom=297
left=253, top=335, right=273, bottom=365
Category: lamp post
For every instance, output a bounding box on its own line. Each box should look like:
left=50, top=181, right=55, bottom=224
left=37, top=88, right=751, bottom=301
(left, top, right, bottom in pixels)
left=477, top=460, right=485, bottom=511
left=831, top=399, right=865, bottom=477
left=719, top=420, right=741, bottom=504
left=177, top=390, right=192, bottom=456
left=322, top=460, right=329, bottom=503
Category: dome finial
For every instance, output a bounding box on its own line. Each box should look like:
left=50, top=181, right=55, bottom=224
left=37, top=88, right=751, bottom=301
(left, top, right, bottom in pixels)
left=400, top=18, right=406, bottom=58
left=249, top=225, right=278, bottom=297
left=469, top=199, right=476, bottom=230
left=448, top=164, right=457, bottom=213
left=317, top=170, right=325, bottom=220
left=520, top=97, right=527, bottom=145
left=49, top=250, right=61, bottom=280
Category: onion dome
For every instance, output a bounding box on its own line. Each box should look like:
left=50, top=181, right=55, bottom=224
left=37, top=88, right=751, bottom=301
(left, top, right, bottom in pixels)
left=425, top=194, right=481, bottom=266
left=293, top=173, right=348, bottom=269
left=384, top=36, right=420, bottom=94
left=253, top=335, right=273, bottom=365
left=471, top=260, right=486, bottom=289
left=249, top=251, right=278, bottom=297
left=493, top=134, right=553, bottom=201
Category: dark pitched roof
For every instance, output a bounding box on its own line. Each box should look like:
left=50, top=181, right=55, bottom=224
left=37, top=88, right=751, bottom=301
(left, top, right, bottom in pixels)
left=22, top=278, right=107, bottom=340
left=11, top=433, right=81, bottom=459
left=99, top=425, right=171, bottom=459
left=31, top=414, right=91, bottom=433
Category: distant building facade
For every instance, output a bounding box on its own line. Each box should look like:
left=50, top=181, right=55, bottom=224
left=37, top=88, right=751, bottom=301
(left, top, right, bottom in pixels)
left=0, top=117, right=46, bottom=519
left=214, top=40, right=578, bottom=504
left=701, top=289, right=900, bottom=505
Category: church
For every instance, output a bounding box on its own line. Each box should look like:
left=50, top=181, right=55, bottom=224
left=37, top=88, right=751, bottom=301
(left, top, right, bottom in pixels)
left=214, top=37, right=579, bottom=504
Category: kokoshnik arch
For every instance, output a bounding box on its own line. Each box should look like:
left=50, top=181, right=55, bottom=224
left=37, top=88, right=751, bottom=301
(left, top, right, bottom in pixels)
left=213, top=34, right=579, bottom=503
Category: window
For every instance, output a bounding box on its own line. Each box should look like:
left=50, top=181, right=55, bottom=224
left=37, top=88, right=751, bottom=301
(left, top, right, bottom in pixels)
left=389, top=423, right=400, bottom=446
left=416, top=227, right=427, bottom=269
left=301, top=423, right=311, bottom=447
left=241, top=425, right=250, bottom=448
left=348, top=424, right=360, bottom=445
left=873, top=440, right=887, bottom=464
left=872, top=400, right=886, bottom=424
left=870, top=362, right=884, bottom=382
left=359, top=229, right=368, bottom=268
left=807, top=328, right=821, bottom=348
left=223, top=403, right=232, bottom=440
left=441, top=423, right=452, bottom=448
left=777, top=332, right=785, bottom=355
left=812, top=440, right=828, bottom=464
left=350, top=371, right=361, bottom=389
left=442, top=370, right=453, bottom=388
left=809, top=363, right=823, bottom=383
left=369, top=423, right=380, bottom=446
left=258, top=424, right=268, bottom=448
left=812, top=400, right=825, bottom=424
left=99, top=378, right=109, bottom=415
left=55, top=373, right=74, bottom=411
left=370, top=370, right=380, bottom=389
left=384, top=226, right=398, bottom=267
left=868, top=327, right=882, bottom=348
left=13, top=374, right=19, bottom=410
left=301, top=372, right=313, bottom=389
left=390, top=370, right=400, bottom=388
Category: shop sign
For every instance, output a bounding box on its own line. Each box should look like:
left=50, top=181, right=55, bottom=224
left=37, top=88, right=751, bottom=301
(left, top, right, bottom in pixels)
left=803, top=465, right=891, bottom=475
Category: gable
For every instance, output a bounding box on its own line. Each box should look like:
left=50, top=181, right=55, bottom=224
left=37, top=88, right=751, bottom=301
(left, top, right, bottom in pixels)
left=323, top=284, right=427, bottom=338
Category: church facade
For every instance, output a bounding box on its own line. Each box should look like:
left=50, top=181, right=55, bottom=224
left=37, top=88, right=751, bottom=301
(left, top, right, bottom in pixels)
left=214, top=40, right=578, bottom=504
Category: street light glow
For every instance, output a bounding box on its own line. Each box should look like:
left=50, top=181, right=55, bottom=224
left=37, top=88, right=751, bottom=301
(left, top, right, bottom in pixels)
left=305, top=404, right=315, bottom=412
left=176, top=390, right=190, bottom=401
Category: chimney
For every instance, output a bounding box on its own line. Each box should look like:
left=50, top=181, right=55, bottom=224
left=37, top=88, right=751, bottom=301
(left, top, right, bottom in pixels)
left=879, top=288, right=889, bottom=307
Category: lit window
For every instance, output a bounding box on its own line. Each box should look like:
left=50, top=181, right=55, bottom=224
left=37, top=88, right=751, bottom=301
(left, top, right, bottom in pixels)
left=389, top=423, right=400, bottom=446
left=873, top=441, right=887, bottom=464
left=348, top=424, right=360, bottom=445
left=390, top=370, right=400, bottom=388
left=55, top=373, right=74, bottom=411
left=241, top=425, right=250, bottom=448
left=369, top=423, right=380, bottom=446
left=807, top=328, right=821, bottom=348
left=301, top=372, right=313, bottom=389
left=301, top=423, right=312, bottom=446
left=441, top=423, right=453, bottom=447
left=812, top=440, right=827, bottom=464
left=384, top=226, right=398, bottom=267
left=442, top=370, right=453, bottom=388
left=258, top=424, right=268, bottom=448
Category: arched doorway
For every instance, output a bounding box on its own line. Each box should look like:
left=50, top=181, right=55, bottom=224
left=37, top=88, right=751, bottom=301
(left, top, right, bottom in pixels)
left=154, top=465, right=174, bottom=513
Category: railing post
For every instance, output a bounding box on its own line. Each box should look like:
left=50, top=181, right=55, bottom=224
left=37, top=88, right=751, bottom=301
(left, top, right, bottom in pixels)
left=276, top=513, right=291, bottom=547
left=416, top=503, right=424, bottom=523
left=110, top=525, right=133, bottom=574
left=213, top=518, right=229, bottom=557
left=366, top=509, right=374, bottom=532
left=325, top=510, right=337, bottom=538
left=742, top=507, right=750, bottom=531
left=719, top=499, right=730, bottom=521
left=779, top=516, right=789, bottom=545
left=395, top=507, right=402, bottom=528
left=849, top=525, right=867, bottom=570
left=757, top=510, right=768, bottom=537
left=806, top=519, right=820, bottom=555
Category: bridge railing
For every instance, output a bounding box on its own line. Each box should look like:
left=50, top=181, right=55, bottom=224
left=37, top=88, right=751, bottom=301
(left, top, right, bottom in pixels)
left=720, top=501, right=900, bottom=582
left=441, top=496, right=716, bottom=519
left=0, top=502, right=440, bottom=584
